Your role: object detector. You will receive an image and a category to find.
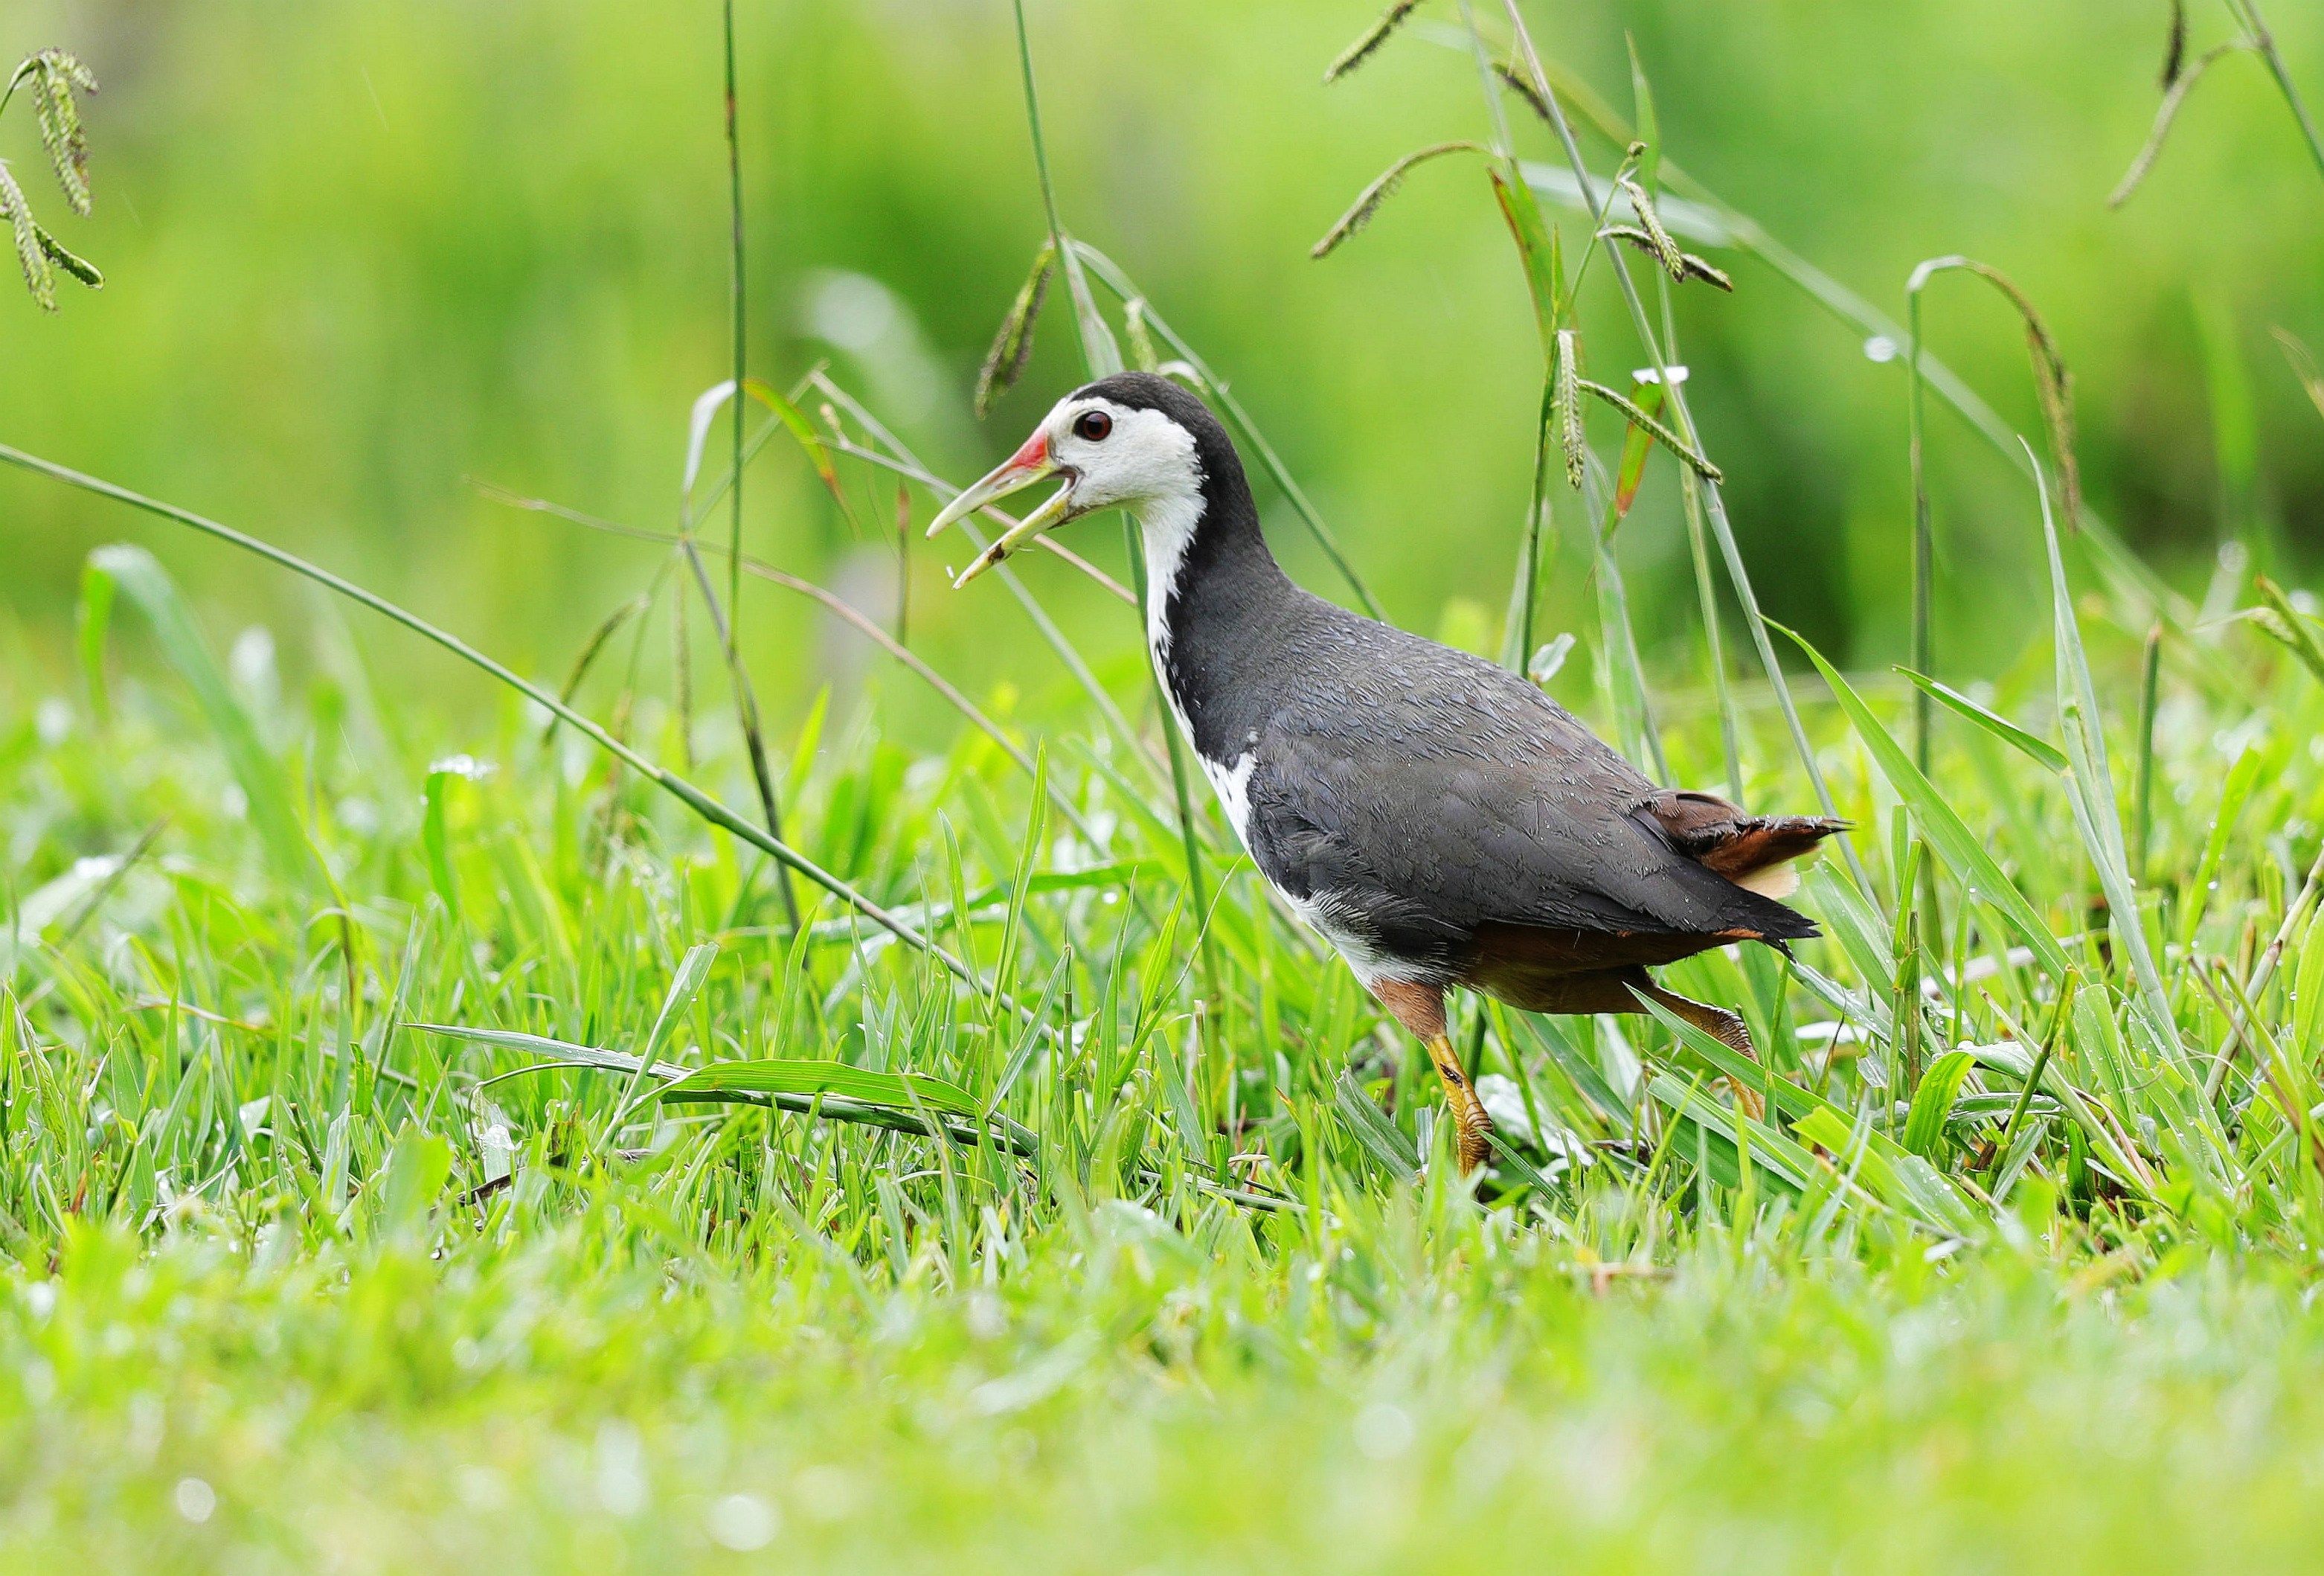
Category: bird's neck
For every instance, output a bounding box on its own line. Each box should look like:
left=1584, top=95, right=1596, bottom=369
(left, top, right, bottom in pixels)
left=1134, top=456, right=1292, bottom=763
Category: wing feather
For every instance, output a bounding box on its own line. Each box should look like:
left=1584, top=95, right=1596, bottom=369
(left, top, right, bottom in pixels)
left=1233, top=611, right=1821, bottom=959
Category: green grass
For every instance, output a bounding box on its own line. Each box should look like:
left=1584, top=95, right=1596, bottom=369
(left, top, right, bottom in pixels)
left=8, top=3, right=2324, bottom=1570
left=8, top=513, right=2324, bottom=1569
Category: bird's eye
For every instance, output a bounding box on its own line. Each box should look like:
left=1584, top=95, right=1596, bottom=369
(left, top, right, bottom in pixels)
left=1073, top=409, right=1113, bottom=442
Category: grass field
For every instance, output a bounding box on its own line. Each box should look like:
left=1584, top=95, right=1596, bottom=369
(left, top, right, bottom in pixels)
left=8, top=4, right=2324, bottom=1571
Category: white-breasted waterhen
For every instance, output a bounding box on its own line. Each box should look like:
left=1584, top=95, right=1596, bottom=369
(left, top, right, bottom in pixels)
left=928, top=372, right=1840, bottom=1173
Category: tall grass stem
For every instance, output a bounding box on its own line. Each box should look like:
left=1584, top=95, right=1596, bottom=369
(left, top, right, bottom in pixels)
left=0, top=443, right=974, bottom=983
left=1497, top=1, right=1866, bottom=890
left=1008, top=1, right=1216, bottom=1004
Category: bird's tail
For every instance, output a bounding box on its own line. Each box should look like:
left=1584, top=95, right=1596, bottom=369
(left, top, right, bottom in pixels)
left=1643, top=791, right=1846, bottom=903
left=1702, top=815, right=1846, bottom=900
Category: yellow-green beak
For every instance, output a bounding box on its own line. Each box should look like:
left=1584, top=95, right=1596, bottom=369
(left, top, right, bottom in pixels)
left=925, top=429, right=1075, bottom=587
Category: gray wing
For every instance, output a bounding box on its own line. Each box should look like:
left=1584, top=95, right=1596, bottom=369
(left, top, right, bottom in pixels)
left=1236, top=621, right=1805, bottom=962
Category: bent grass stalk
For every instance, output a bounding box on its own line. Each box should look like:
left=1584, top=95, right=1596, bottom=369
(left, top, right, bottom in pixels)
left=1493, top=1, right=1869, bottom=892
left=1008, top=0, right=1217, bottom=1007
left=2226, top=0, right=2324, bottom=184
left=484, top=494, right=1106, bottom=848
left=1902, top=256, right=2086, bottom=774
left=2110, top=42, right=2254, bottom=208
left=0, top=442, right=991, bottom=989
left=1500, top=47, right=2189, bottom=632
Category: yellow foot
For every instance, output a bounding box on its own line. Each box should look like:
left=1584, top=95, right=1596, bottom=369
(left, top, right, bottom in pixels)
left=1423, top=1034, right=1493, bottom=1173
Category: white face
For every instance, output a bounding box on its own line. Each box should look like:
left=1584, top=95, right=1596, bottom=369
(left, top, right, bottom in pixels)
left=1040, top=394, right=1202, bottom=517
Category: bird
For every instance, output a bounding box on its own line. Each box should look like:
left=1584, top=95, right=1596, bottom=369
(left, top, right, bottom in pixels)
left=926, top=371, right=1840, bottom=1173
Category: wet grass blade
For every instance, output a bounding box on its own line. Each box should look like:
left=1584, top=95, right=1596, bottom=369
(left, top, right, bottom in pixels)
left=2034, top=445, right=2178, bottom=1055
left=661, top=1058, right=977, bottom=1118
left=84, top=545, right=317, bottom=886
left=1897, top=669, right=2067, bottom=775
left=1779, top=620, right=2072, bottom=981
left=1902, top=1048, right=1974, bottom=1157
left=2177, top=745, right=2260, bottom=954
left=1643, top=1073, right=1812, bottom=1192
left=2134, top=623, right=2163, bottom=884
left=1335, top=1072, right=1418, bottom=1183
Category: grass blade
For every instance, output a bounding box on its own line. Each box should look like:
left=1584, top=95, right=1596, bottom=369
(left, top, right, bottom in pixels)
left=660, top=1058, right=977, bottom=1117
left=1901, top=1048, right=1974, bottom=1157
left=1335, top=1072, right=1418, bottom=1182
left=1896, top=669, right=2067, bottom=775
left=85, top=545, right=316, bottom=885
left=1779, top=619, right=2072, bottom=981
left=2033, top=444, right=2181, bottom=1062
left=1, top=445, right=979, bottom=984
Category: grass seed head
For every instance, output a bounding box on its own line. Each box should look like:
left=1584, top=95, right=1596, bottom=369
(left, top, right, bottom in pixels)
left=1555, top=328, right=1585, bottom=487
left=1617, top=172, right=1689, bottom=282
left=2110, top=42, right=2247, bottom=208
left=10, top=50, right=97, bottom=217
left=1679, top=252, right=1734, bottom=291
left=0, top=161, right=54, bottom=310
left=1312, top=141, right=1485, bottom=259
left=1494, top=60, right=1554, bottom=124
left=974, top=242, right=1056, bottom=419
left=1323, top=1, right=1422, bottom=86
left=1597, top=224, right=1734, bottom=291
left=1579, top=374, right=1723, bottom=482
left=35, top=219, right=101, bottom=289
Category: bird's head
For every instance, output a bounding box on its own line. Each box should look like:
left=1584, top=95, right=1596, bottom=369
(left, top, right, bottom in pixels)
left=927, top=371, right=1210, bottom=587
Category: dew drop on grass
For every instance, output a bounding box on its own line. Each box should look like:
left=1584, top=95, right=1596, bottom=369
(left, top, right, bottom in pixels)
left=707, top=1493, right=780, bottom=1551
left=173, top=1476, right=216, bottom=1524
left=1864, top=335, right=1899, bottom=362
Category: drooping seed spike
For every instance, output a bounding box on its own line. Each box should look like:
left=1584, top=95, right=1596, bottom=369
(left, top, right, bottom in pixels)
left=2160, top=0, right=2188, bottom=88
left=974, top=242, right=1056, bottom=420
left=1579, top=376, right=1724, bottom=482
left=2110, top=42, right=2245, bottom=208
left=1323, top=0, right=1422, bottom=85
left=1679, top=252, right=1734, bottom=292
left=0, top=161, right=54, bottom=311
left=1312, top=141, right=1487, bottom=259
left=18, top=50, right=96, bottom=216
left=1617, top=172, right=1687, bottom=282
left=34, top=220, right=102, bottom=289
left=1492, top=60, right=1555, bottom=125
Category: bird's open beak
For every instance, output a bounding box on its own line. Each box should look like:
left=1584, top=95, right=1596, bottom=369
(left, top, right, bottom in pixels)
left=925, top=429, right=1076, bottom=587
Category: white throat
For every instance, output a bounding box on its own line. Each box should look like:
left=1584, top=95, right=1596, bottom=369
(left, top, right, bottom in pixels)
left=1134, top=490, right=1207, bottom=664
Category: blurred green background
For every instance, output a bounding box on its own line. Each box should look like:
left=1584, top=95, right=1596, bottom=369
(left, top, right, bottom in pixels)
left=1, top=0, right=2319, bottom=746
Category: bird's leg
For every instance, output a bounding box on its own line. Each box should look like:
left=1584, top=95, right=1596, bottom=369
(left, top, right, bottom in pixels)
left=1422, top=1034, right=1494, bottom=1172
left=1370, top=979, right=1492, bottom=1173
left=1638, top=982, right=1768, bottom=1122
